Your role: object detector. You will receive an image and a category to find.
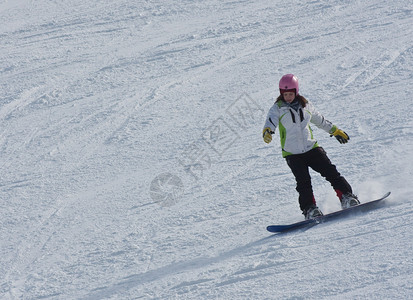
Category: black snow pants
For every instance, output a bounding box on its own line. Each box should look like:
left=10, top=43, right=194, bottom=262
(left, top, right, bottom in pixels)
left=285, top=147, right=352, bottom=212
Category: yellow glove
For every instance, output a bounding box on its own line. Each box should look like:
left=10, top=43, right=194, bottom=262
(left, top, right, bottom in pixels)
left=263, top=127, right=273, bottom=144
left=331, top=126, right=349, bottom=144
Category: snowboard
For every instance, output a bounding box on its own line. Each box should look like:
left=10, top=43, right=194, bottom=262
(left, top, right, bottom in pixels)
left=267, top=192, right=391, bottom=233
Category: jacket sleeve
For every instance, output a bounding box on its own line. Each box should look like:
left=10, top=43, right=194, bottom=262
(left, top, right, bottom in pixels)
left=307, top=102, right=336, bottom=134
left=263, top=104, right=279, bottom=133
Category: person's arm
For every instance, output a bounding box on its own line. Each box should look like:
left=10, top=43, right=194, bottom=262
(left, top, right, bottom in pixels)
left=262, top=105, right=279, bottom=143
left=307, top=102, right=349, bottom=144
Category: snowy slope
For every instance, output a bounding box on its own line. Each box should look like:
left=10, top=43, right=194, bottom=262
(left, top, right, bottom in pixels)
left=1, top=0, right=413, bottom=299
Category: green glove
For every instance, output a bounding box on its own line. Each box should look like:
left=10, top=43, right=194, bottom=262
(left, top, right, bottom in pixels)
left=331, top=126, right=349, bottom=144
left=263, top=127, right=273, bottom=144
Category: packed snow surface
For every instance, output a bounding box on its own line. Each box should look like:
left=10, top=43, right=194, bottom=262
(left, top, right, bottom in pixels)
left=1, top=0, right=413, bottom=299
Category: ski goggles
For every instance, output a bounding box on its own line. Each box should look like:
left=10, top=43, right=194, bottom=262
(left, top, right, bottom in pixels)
left=280, top=88, right=296, bottom=94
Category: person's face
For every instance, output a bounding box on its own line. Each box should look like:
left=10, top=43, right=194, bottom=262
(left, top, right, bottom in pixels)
left=283, top=92, right=295, bottom=103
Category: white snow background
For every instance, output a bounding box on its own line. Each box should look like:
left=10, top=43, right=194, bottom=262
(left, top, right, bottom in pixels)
left=1, top=0, right=413, bottom=299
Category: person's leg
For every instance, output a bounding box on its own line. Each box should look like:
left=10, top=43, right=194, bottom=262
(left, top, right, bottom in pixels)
left=308, top=147, right=352, bottom=198
left=286, top=154, right=316, bottom=212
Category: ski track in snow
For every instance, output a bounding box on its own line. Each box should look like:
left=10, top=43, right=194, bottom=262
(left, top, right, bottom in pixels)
left=1, top=0, right=413, bottom=299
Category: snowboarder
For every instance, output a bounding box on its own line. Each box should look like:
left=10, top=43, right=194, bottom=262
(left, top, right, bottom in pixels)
left=263, top=74, right=360, bottom=219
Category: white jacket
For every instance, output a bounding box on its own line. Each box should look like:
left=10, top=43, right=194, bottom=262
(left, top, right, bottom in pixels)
left=263, top=99, right=336, bottom=157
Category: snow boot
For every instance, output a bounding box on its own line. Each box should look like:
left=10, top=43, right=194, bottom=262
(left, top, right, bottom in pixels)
left=304, top=205, right=323, bottom=220
left=340, top=193, right=360, bottom=209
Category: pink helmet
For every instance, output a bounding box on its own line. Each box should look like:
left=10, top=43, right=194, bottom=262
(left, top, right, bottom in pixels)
left=279, top=74, right=299, bottom=95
